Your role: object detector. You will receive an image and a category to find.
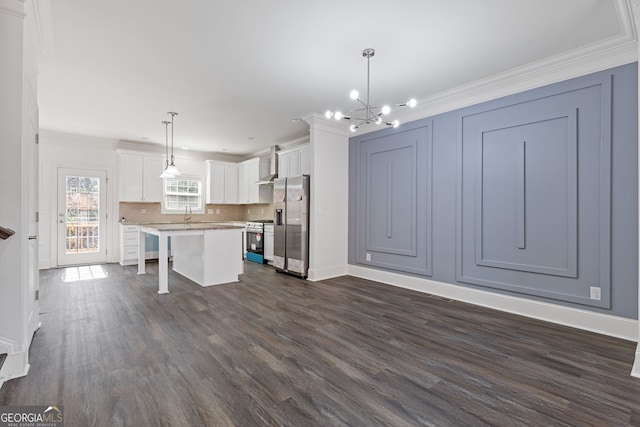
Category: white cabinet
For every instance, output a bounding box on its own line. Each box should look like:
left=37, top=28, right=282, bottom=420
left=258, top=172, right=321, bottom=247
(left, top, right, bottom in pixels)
left=205, top=160, right=238, bottom=204
left=143, top=156, right=164, bottom=201
left=119, top=153, right=164, bottom=202
left=278, top=144, right=311, bottom=178
left=299, top=145, right=311, bottom=176
left=278, top=152, right=290, bottom=178
left=119, top=224, right=140, bottom=265
left=120, top=154, right=143, bottom=201
left=119, top=224, right=165, bottom=265
left=238, top=162, right=249, bottom=203
left=264, top=224, right=274, bottom=261
left=238, top=157, right=272, bottom=204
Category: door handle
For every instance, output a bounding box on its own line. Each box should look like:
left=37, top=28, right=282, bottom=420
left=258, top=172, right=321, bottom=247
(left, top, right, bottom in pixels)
left=28, top=235, right=38, bottom=240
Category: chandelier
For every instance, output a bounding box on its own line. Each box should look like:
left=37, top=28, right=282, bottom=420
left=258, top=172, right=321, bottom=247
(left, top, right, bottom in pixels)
left=325, top=48, right=417, bottom=132
left=159, top=111, right=181, bottom=178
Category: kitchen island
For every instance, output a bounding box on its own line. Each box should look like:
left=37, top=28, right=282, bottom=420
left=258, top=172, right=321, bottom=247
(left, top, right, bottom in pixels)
left=138, top=223, right=244, bottom=294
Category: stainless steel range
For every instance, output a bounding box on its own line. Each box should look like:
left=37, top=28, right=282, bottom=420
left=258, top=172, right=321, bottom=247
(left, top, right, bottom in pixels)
left=245, top=220, right=273, bottom=264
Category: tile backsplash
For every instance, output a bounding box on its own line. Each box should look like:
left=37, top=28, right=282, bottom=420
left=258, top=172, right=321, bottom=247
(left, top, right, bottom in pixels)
left=119, top=202, right=274, bottom=223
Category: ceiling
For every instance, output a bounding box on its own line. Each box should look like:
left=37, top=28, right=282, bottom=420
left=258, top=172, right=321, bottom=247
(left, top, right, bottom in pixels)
left=38, top=0, right=629, bottom=155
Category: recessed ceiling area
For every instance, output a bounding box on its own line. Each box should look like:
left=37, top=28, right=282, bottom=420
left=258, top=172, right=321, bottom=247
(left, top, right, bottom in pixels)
left=38, top=0, right=627, bottom=155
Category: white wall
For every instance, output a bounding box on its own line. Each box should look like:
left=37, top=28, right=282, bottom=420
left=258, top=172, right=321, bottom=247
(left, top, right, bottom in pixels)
left=0, top=0, right=48, bottom=388
left=39, top=131, right=120, bottom=268
left=305, top=115, right=350, bottom=281
left=0, top=0, right=27, bottom=352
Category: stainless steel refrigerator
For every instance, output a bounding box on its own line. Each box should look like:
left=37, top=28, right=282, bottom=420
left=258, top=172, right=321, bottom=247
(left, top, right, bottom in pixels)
left=273, top=175, right=310, bottom=278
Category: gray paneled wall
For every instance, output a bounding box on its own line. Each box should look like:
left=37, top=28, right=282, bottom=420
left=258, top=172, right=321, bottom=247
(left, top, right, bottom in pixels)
left=349, top=63, right=638, bottom=318
left=354, top=124, right=432, bottom=276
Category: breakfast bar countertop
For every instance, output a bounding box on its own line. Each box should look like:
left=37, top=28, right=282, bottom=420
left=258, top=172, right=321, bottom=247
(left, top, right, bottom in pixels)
left=138, top=223, right=244, bottom=294
left=138, top=222, right=244, bottom=232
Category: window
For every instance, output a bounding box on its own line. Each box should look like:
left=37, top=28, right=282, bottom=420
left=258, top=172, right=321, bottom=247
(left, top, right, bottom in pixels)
left=162, top=176, right=204, bottom=214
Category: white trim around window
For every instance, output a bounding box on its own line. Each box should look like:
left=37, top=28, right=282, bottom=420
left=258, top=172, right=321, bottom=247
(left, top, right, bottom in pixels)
left=161, top=175, right=205, bottom=214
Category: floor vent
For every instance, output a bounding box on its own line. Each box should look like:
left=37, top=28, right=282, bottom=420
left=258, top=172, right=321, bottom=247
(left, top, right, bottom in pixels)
left=428, top=294, right=454, bottom=303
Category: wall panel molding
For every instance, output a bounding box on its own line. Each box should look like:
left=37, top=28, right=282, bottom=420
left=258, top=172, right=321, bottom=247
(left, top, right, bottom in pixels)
left=365, top=143, right=418, bottom=257
left=473, top=109, right=578, bottom=278
left=354, top=121, right=433, bottom=277
left=456, top=75, right=613, bottom=308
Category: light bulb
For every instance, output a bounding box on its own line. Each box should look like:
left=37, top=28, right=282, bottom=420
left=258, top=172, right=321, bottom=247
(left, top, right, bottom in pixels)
left=392, top=120, right=400, bottom=128
left=408, top=98, right=417, bottom=108
left=349, top=124, right=357, bottom=132
left=381, top=105, right=391, bottom=115
left=375, top=117, right=382, bottom=125
left=325, top=110, right=333, bottom=119
left=334, top=111, right=343, bottom=120
left=350, top=90, right=359, bottom=100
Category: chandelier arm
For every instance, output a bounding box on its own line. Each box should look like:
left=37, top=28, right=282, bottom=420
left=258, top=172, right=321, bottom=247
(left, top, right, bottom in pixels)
left=367, top=110, right=382, bottom=121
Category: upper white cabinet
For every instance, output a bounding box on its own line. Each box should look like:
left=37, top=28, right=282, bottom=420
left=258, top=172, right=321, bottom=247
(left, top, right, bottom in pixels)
left=142, top=156, right=164, bottom=201
left=206, top=160, right=238, bottom=204
left=119, top=153, right=164, bottom=202
left=238, top=157, right=271, bottom=204
left=278, top=144, right=311, bottom=178
left=299, top=145, right=311, bottom=176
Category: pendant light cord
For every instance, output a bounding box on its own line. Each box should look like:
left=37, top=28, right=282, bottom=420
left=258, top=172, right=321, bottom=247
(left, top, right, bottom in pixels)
left=168, top=112, right=178, bottom=166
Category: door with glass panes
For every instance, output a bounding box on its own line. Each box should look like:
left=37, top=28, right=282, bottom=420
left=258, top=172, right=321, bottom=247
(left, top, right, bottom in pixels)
left=57, top=168, right=108, bottom=266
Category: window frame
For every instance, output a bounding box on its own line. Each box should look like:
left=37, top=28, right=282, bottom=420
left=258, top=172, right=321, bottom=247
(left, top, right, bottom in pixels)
left=161, top=175, right=205, bottom=214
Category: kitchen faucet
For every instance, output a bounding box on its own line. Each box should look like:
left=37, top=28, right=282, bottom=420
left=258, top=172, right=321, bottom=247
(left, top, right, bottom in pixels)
left=184, top=206, right=192, bottom=223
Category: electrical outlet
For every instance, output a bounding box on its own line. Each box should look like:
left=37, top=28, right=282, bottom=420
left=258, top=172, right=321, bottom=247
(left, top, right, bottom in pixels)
left=207, top=209, right=213, bottom=214
left=248, top=209, right=251, bottom=214
left=590, top=286, right=601, bottom=300
left=366, top=253, right=371, bottom=261
left=140, top=208, right=146, bottom=215
left=215, top=209, right=220, bottom=215
left=261, top=208, right=264, bottom=214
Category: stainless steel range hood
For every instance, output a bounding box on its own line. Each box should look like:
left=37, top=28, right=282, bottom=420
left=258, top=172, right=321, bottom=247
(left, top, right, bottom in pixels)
left=256, top=145, right=279, bottom=185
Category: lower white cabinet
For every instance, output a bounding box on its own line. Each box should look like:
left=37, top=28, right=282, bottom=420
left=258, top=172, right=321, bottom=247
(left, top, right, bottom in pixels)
left=119, top=224, right=165, bottom=265
left=264, top=224, right=274, bottom=261
left=120, top=224, right=140, bottom=265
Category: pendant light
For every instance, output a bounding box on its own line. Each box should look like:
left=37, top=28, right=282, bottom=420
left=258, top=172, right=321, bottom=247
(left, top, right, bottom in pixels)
left=165, top=111, right=181, bottom=176
left=159, top=120, right=174, bottom=178
left=325, top=48, right=417, bottom=132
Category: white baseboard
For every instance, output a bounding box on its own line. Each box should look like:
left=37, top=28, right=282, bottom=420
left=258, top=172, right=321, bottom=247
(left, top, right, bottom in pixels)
left=0, top=337, right=30, bottom=391
left=348, top=265, right=637, bottom=342
left=307, top=264, right=349, bottom=282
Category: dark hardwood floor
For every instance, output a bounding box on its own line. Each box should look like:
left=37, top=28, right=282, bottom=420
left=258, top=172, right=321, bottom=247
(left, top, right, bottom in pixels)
left=1, top=261, right=640, bottom=426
